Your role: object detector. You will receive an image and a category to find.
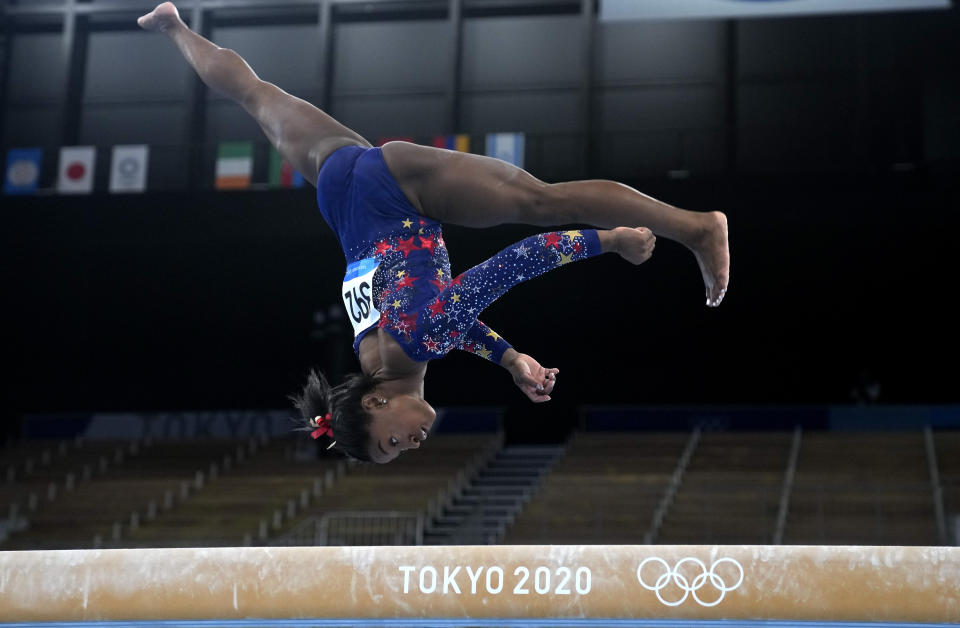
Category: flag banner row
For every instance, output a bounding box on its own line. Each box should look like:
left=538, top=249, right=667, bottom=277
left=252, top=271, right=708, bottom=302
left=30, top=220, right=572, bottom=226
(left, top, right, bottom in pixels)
left=377, top=133, right=524, bottom=168
left=4, top=144, right=304, bottom=195
left=3, top=133, right=524, bottom=196
left=4, top=145, right=149, bottom=196
left=213, top=143, right=306, bottom=190
left=432, top=133, right=471, bottom=153
left=58, top=145, right=150, bottom=194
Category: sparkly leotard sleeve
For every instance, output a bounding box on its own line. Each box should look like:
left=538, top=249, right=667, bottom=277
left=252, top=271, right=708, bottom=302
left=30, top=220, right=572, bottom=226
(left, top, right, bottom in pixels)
left=316, top=144, right=604, bottom=364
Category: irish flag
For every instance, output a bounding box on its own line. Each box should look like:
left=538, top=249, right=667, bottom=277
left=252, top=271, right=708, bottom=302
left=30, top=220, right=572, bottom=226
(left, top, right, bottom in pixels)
left=215, top=141, right=253, bottom=190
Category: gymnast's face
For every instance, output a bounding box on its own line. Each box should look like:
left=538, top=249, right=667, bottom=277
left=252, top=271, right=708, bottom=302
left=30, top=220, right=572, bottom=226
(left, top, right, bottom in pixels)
left=363, top=394, right=437, bottom=464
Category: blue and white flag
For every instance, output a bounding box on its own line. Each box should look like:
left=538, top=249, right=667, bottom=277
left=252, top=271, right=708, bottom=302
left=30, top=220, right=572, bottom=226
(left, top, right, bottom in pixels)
left=109, top=144, right=149, bottom=193
left=485, top=132, right=525, bottom=169
left=3, top=148, right=42, bottom=195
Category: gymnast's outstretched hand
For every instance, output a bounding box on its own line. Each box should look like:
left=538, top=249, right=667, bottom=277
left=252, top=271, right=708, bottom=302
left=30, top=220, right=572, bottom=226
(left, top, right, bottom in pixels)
left=502, top=350, right=559, bottom=403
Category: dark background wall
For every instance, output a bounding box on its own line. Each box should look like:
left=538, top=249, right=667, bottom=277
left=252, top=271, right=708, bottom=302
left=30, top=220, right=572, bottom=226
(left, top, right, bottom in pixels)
left=2, top=0, right=958, bottom=440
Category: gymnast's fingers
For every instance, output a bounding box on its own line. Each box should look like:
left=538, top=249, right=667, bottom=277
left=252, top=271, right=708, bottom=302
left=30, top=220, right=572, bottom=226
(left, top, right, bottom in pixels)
left=523, top=384, right=551, bottom=403
left=521, top=374, right=541, bottom=390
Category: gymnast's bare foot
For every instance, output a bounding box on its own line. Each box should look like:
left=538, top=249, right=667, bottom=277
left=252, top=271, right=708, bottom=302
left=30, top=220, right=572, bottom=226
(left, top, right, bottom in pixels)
left=690, top=211, right=730, bottom=307
left=611, top=226, right=656, bottom=265
left=138, top=2, right=181, bottom=32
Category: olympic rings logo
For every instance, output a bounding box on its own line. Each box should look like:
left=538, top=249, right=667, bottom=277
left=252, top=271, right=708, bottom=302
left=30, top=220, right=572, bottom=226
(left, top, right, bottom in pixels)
left=636, top=557, right=744, bottom=607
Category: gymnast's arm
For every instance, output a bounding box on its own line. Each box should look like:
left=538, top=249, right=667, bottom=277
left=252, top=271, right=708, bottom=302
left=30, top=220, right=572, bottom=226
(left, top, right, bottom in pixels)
left=458, top=321, right=558, bottom=403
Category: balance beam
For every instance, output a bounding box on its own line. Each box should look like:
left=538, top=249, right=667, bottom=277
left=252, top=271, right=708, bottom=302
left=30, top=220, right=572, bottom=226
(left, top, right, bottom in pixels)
left=0, top=545, right=957, bottom=623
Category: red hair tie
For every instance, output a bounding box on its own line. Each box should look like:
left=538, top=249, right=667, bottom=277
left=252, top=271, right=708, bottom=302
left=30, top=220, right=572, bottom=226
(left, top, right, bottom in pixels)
left=311, top=413, right=333, bottom=440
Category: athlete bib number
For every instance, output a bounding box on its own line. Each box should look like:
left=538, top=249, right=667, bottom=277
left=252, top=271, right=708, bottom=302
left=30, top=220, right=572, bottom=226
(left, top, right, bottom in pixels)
left=342, top=258, right=381, bottom=337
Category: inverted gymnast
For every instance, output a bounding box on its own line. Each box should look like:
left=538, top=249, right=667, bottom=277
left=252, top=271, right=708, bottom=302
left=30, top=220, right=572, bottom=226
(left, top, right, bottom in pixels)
left=139, top=2, right=729, bottom=464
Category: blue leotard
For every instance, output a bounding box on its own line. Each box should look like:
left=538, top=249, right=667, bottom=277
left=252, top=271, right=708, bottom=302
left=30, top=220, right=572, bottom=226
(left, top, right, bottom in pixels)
left=317, top=144, right=603, bottom=364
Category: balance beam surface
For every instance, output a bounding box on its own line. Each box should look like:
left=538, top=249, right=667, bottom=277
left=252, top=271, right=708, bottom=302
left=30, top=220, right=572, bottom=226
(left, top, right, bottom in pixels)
left=0, top=545, right=957, bottom=623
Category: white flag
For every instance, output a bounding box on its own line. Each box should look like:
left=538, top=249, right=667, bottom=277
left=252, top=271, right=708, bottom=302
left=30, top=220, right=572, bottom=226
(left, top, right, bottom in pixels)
left=57, top=146, right=96, bottom=194
left=109, top=145, right=149, bottom=193
left=485, top=132, right=525, bottom=169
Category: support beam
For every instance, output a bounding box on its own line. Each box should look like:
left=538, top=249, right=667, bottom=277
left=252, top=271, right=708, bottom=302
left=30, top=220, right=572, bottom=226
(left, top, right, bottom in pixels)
left=446, top=0, right=463, bottom=135
left=60, top=0, right=88, bottom=147
left=644, top=427, right=700, bottom=544
left=579, top=0, right=595, bottom=177
left=772, top=425, right=802, bottom=545
left=723, top=20, right=738, bottom=175
left=318, top=0, right=333, bottom=113
left=924, top=425, right=949, bottom=545
left=0, top=27, right=10, bottom=148
left=1, top=545, right=957, bottom=623
left=185, top=4, right=209, bottom=189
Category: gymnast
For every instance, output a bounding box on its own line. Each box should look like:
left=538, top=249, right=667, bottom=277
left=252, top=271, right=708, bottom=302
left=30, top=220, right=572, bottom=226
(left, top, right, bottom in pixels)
left=138, top=2, right=730, bottom=464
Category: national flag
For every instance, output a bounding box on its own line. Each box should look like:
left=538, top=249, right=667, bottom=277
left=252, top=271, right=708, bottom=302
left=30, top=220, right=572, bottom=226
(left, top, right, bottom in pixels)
left=109, top=144, right=149, bottom=193
left=432, top=134, right=470, bottom=152
left=376, top=137, right=414, bottom=147
left=268, top=148, right=304, bottom=188
left=3, top=148, right=42, bottom=195
left=215, top=141, right=253, bottom=190
left=57, top=146, right=96, bottom=194
left=485, top=132, right=525, bottom=168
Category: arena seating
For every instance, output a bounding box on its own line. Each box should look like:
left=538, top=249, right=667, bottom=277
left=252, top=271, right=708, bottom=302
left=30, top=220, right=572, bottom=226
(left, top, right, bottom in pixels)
left=1, top=429, right=951, bottom=548
left=505, top=429, right=943, bottom=547
left=935, top=429, right=960, bottom=529
left=502, top=432, right=689, bottom=544
left=1, top=439, right=129, bottom=525
left=1, top=439, right=252, bottom=549
left=782, top=431, right=938, bottom=545
left=272, top=433, right=499, bottom=543
left=118, top=437, right=341, bottom=547
left=656, top=431, right=792, bottom=544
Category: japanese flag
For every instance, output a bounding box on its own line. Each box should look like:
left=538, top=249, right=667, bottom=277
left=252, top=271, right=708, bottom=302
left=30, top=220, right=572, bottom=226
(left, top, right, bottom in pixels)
left=58, top=146, right=96, bottom=194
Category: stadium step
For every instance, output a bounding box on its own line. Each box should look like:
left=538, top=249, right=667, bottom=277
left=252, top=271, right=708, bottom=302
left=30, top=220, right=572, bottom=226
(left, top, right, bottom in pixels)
left=424, top=444, right=565, bottom=545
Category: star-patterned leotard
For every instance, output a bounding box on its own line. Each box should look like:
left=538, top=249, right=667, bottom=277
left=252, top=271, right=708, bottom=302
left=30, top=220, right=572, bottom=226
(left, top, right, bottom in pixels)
left=317, top=145, right=603, bottom=364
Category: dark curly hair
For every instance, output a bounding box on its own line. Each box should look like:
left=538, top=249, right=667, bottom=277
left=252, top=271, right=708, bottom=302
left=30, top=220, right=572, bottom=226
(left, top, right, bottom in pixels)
left=290, top=369, right=385, bottom=462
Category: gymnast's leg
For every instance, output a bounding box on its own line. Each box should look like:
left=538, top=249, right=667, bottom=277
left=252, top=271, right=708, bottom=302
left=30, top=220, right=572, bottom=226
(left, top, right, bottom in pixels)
left=381, top=141, right=730, bottom=307
left=138, top=2, right=370, bottom=183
